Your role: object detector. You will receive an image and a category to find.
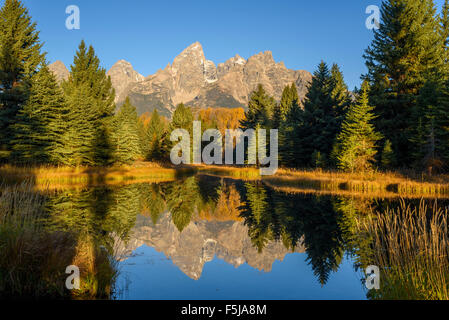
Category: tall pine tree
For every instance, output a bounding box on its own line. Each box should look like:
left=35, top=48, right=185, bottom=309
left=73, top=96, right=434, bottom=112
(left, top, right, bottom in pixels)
left=293, top=61, right=336, bottom=167
left=410, top=78, right=449, bottom=173
left=0, top=0, right=44, bottom=160
left=145, top=109, right=166, bottom=161
left=273, top=83, right=299, bottom=128
left=11, top=64, right=69, bottom=164
left=240, top=84, right=275, bottom=131
left=113, top=97, right=141, bottom=164
left=62, top=41, right=116, bottom=166
left=334, top=81, right=382, bottom=172
left=364, top=0, right=444, bottom=166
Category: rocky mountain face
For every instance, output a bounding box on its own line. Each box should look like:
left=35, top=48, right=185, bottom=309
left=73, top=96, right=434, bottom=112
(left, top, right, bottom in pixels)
left=107, top=60, right=145, bottom=104
left=48, top=60, right=69, bottom=82
left=49, top=42, right=312, bottom=118
left=118, top=213, right=304, bottom=280
left=117, top=43, right=311, bottom=117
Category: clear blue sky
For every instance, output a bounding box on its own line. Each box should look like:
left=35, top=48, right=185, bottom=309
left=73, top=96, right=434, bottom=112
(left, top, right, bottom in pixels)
left=12, top=0, right=446, bottom=90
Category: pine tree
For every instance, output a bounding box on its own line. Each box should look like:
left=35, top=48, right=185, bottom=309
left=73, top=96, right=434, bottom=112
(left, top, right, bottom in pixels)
left=410, top=79, right=449, bottom=172
left=334, top=81, right=382, bottom=172
left=145, top=109, right=166, bottom=160
left=381, top=139, right=395, bottom=169
left=11, top=64, right=69, bottom=164
left=440, top=0, right=449, bottom=68
left=293, top=61, right=335, bottom=167
left=169, top=103, right=194, bottom=162
left=273, top=83, right=298, bottom=128
left=0, top=0, right=44, bottom=160
left=330, top=64, right=350, bottom=121
left=113, top=97, right=141, bottom=164
left=240, top=84, right=275, bottom=130
left=364, top=0, right=444, bottom=165
left=279, top=96, right=303, bottom=166
left=170, top=103, right=193, bottom=131
left=62, top=41, right=116, bottom=166
left=60, top=83, right=97, bottom=166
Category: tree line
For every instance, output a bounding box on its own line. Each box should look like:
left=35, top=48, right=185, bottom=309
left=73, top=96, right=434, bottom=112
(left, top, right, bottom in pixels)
left=2, top=0, right=449, bottom=173
left=240, top=0, right=449, bottom=173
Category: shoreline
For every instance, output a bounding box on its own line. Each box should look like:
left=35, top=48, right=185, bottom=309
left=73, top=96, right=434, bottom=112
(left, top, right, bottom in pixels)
left=1, top=163, right=449, bottom=197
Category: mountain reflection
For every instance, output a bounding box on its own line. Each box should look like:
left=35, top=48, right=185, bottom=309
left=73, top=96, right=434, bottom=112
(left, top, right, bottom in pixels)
left=42, top=175, right=449, bottom=297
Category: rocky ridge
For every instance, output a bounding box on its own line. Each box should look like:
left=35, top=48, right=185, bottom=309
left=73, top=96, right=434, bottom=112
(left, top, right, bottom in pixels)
left=50, top=42, right=312, bottom=118
left=118, top=213, right=305, bottom=280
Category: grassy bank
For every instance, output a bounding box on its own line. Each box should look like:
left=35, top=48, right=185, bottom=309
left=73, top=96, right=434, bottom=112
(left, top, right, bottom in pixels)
left=2, top=163, right=449, bottom=197
left=0, top=162, right=196, bottom=189
left=195, top=164, right=261, bottom=180
left=263, top=168, right=449, bottom=198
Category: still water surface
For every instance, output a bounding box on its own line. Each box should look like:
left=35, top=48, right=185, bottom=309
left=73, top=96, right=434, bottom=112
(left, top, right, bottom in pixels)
left=43, top=174, right=449, bottom=299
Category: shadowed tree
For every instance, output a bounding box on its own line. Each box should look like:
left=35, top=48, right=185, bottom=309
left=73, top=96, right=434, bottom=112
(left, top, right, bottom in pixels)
left=0, top=0, right=44, bottom=160
left=11, top=64, right=69, bottom=164
left=364, top=0, right=444, bottom=166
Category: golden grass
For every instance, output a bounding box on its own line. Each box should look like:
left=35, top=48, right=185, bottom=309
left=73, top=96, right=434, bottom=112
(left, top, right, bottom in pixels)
left=361, top=200, right=449, bottom=300
left=0, top=162, right=195, bottom=190
left=263, top=168, right=449, bottom=197
left=2, top=163, right=449, bottom=197
left=195, top=164, right=261, bottom=180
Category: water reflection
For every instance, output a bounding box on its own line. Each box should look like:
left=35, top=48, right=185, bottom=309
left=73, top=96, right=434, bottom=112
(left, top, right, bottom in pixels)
left=40, top=175, right=449, bottom=299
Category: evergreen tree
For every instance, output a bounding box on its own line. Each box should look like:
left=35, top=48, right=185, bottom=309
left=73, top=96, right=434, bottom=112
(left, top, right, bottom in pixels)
left=145, top=109, right=166, bottom=160
left=170, top=103, right=193, bottom=131
left=381, top=139, right=395, bottom=169
left=273, top=83, right=298, bottom=128
left=11, top=64, right=69, bottom=164
left=60, top=83, right=97, bottom=166
left=293, top=61, right=335, bottom=167
left=440, top=0, right=449, bottom=68
left=410, top=79, right=449, bottom=172
left=62, top=41, right=116, bottom=166
left=364, top=0, right=444, bottom=165
left=334, top=81, right=382, bottom=172
left=170, top=103, right=194, bottom=162
left=279, top=96, right=303, bottom=166
left=0, top=0, right=44, bottom=160
left=330, top=64, right=350, bottom=122
left=113, top=97, right=141, bottom=164
left=240, top=84, right=275, bottom=130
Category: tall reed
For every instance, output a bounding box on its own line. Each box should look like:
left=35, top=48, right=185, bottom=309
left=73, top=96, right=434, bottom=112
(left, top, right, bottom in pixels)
left=362, top=200, right=449, bottom=300
left=0, top=182, right=120, bottom=299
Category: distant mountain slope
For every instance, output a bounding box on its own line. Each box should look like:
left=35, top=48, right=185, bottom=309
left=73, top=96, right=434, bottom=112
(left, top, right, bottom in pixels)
left=50, top=43, right=312, bottom=118
left=48, top=60, right=69, bottom=82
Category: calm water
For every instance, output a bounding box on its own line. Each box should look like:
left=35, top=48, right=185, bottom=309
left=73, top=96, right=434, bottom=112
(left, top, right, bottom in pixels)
left=40, top=175, right=449, bottom=300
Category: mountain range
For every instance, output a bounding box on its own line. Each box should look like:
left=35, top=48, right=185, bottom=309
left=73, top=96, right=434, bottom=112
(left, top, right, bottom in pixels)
left=49, top=42, right=312, bottom=118
left=117, top=213, right=305, bottom=280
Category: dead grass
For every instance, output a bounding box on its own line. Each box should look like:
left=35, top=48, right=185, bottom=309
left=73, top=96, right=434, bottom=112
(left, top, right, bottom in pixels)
left=263, top=168, right=449, bottom=197
left=0, top=162, right=195, bottom=189
left=195, top=164, right=261, bottom=180
left=2, top=163, right=449, bottom=197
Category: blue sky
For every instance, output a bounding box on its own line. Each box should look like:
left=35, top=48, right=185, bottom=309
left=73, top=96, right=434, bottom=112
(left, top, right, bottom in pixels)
left=13, top=0, right=446, bottom=89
